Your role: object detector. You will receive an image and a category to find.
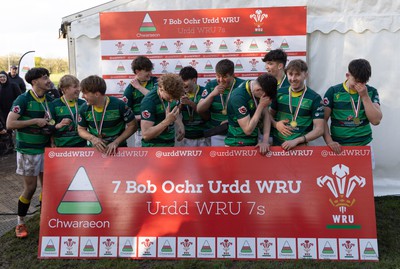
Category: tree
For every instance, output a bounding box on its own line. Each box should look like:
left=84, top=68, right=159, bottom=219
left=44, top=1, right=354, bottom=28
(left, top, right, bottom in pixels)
left=0, top=55, right=68, bottom=74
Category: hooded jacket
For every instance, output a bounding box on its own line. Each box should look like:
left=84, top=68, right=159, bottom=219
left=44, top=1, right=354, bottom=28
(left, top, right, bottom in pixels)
left=0, top=71, right=22, bottom=128
left=8, top=71, right=26, bottom=93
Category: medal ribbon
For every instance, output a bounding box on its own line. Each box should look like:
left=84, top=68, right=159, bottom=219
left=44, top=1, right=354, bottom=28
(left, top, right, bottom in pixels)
left=278, top=74, right=287, bottom=89
left=157, top=89, right=170, bottom=116
left=62, top=96, right=79, bottom=129
left=288, top=85, right=307, bottom=123
left=246, top=81, right=258, bottom=108
left=91, top=96, right=109, bottom=137
left=31, top=89, right=52, bottom=120
left=186, top=85, right=200, bottom=120
left=349, top=93, right=361, bottom=120
left=219, top=79, right=236, bottom=113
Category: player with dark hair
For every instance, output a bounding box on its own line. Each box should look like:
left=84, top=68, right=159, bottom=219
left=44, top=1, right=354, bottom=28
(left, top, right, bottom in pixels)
left=323, top=59, right=382, bottom=167
left=123, top=56, right=158, bottom=147
left=225, top=73, right=277, bottom=154
left=6, top=67, right=53, bottom=238
left=78, top=75, right=138, bottom=155
left=178, top=66, right=210, bottom=146
left=270, top=59, right=324, bottom=150
left=262, top=49, right=290, bottom=89
left=197, top=59, right=245, bottom=146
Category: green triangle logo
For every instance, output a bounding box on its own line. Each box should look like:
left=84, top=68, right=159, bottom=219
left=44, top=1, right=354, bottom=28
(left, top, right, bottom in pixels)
left=45, top=239, right=56, bottom=252
left=140, top=13, right=156, bottom=32
left=240, top=240, right=252, bottom=253
left=57, top=167, right=102, bottom=215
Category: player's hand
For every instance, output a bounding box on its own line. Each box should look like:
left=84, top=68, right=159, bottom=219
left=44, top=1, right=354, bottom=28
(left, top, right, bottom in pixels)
left=281, top=139, right=300, bottom=151
left=91, top=136, right=107, bottom=153
left=176, top=127, right=185, bottom=141
left=276, top=119, right=293, bottom=136
left=255, top=141, right=270, bottom=155
left=354, top=83, right=368, bottom=97
left=165, top=106, right=180, bottom=125
left=130, top=77, right=142, bottom=89
left=36, top=118, right=49, bottom=127
left=56, top=118, right=72, bottom=129
left=105, top=141, right=118, bottom=156
left=328, top=141, right=341, bottom=154
left=212, top=84, right=226, bottom=96
left=180, top=96, right=193, bottom=107
left=259, top=94, right=271, bottom=108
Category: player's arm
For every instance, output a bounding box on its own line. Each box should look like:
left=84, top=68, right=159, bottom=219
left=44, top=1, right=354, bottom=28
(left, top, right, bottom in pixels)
left=175, top=114, right=185, bottom=141
left=6, top=111, right=48, bottom=129
left=359, top=89, right=382, bottom=126
left=323, top=107, right=341, bottom=153
left=141, top=106, right=179, bottom=141
left=269, top=108, right=292, bottom=137
left=113, top=119, right=138, bottom=146
left=237, top=106, right=264, bottom=135
left=197, top=86, right=221, bottom=113
left=78, top=125, right=107, bottom=153
left=130, top=78, right=150, bottom=96
left=105, top=118, right=138, bottom=155
left=305, top=118, right=324, bottom=143
left=261, top=108, right=272, bottom=143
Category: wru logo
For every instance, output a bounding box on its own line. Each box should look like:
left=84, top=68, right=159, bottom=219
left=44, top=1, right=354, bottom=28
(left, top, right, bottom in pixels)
left=317, top=164, right=365, bottom=213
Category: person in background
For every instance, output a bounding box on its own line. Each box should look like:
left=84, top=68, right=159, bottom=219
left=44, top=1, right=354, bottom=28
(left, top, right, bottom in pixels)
left=225, top=73, right=277, bottom=154
left=262, top=49, right=290, bottom=89
left=47, top=81, right=61, bottom=99
left=122, top=56, right=158, bottom=147
left=50, top=75, right=86, bottom=147
left=78, top=75, right=138, bottom=155
left=270, top=59, right=324, bottom=150
left=0, top=71, right=21, bottom=138
left=140, top=73, right=185, bottom=147
left=323, top=58, right=382, bottom=168
left=178, top=66, right=210, bottom=147
left=8, top=65, right=26, bottom=93
left=197, top=59, right=245, bottom=146
left=6, top=67, right=54, bottom=238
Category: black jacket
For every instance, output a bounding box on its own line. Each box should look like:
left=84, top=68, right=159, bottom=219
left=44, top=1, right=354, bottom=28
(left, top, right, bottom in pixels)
left=8, top=72, right=26, bottom=93
left=0, top=71, right=21, bottom=128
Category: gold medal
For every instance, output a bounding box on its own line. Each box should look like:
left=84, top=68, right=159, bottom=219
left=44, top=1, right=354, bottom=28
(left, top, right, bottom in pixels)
left=48, top=119, right=56, bottom=125
left=98, top=133, right=104, bottom=138
left=189, top=115, right=194, bottom=122
left=288, top=86, right=306, bottom=130
left=353, top=117, right=360, bottom=125
left=221, top=109, right=227, bottom=115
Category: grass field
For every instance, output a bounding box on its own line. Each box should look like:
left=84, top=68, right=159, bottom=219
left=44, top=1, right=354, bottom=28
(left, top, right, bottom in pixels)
left=0, top=196, right=399, bottom=269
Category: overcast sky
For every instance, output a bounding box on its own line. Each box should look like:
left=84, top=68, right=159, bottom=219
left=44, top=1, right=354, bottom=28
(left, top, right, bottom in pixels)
left=0, top=0, right=110, bottom=59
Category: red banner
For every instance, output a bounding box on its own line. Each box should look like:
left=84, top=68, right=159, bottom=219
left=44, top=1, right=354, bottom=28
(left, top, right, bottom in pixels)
left=99, top=7, right=306, bottom=40
left=98, top=7, right=307, bottom=96
left=39, top=146, right=378, bottom=261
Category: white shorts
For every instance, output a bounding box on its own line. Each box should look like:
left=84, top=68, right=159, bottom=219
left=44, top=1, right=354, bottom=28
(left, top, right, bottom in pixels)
left=16, top=152, right=44, bottom=177
left=211, top=135, right=226, bottom=146
left=182, top=137, right=211, bottom=147
left=134, top=130, right=142, bottom=147
left=127, top=130, right=142, bottom=147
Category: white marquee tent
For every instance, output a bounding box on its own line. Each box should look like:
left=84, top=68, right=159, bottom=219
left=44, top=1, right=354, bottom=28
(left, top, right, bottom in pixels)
left=61, top=0, right=400, bottom=196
